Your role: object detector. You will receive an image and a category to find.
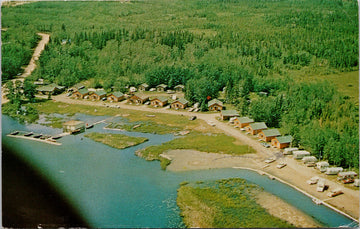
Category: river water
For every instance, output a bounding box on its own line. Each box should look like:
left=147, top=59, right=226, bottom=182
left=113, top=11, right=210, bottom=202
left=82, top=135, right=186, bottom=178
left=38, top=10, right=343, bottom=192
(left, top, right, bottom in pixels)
left=2, top=114, right=356, bottom=228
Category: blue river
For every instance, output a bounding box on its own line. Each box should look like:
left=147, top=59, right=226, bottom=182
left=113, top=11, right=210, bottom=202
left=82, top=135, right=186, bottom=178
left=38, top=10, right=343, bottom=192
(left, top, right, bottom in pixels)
left=2, top=114, right=356, bottom=228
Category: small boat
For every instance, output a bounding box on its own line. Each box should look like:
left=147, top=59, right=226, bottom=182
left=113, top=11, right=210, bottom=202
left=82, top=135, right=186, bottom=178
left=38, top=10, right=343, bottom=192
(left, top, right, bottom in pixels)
left=312, top=198, right=323, bottom=205
left=51, top=135, right=62, bottom=139
left=86, top=124, right=94, bottom=129
left=33, top=134, right=43, bottom=138
left=10, top=131, right=19, bottom=135
left=40, top=135, right=50, bottom=140
left=307, top=176, right=320, bottom=185
left=47, top=138, right=57, bottom=143
left=24, top=132, right=34, bottom=137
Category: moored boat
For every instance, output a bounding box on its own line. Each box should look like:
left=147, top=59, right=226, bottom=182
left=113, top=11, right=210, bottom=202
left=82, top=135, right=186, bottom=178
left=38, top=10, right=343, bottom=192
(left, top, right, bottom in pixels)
left=33, top=134, right=43, bottom=138
left=24, top=132, right=34, bottom=137
left=86, top=124, right=94, bottom=129
left=51, top=135, right=62, bottom=139
left=10, top=131, right=19, bottom=135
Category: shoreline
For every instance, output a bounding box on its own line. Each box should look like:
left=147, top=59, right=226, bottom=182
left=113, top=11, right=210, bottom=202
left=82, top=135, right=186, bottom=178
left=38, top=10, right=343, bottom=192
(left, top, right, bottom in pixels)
left=6, top=134, right=62, bottom=146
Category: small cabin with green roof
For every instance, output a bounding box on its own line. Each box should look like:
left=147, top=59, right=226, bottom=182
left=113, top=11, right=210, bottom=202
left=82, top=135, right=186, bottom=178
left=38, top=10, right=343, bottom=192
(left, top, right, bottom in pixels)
left=150, top=96, right=168, bottom=107
left=107, top=91, right=125, bottom=102
left=72, top=88, right=89, bottom=99
left=171, top=98, right=189, bottom=109
left=208, top=99, right=223, bottom=111
left=271, top=135, right=293, bottom=149
left=128, top=93, right=149, bottom=104
left=156, top=84, right=168, bottom=92
left=89, top=90, right=107, bottom=100
left=258, top=129, right=281, bottom=142
left=245, top=122, right=267, bottom=135
left=174, top=84, right=185, bottom=92
left=37, top=83, right=65, bottom=95
left=220, top=110, right=239, bottom=120
left=138, top=83, right=149, bottom=91
left=234, top=117, right=254, bottom=128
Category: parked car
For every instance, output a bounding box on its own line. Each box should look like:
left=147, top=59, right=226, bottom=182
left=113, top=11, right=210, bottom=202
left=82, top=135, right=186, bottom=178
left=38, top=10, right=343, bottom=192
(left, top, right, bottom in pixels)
left=261, top=142, right=270, bottom=148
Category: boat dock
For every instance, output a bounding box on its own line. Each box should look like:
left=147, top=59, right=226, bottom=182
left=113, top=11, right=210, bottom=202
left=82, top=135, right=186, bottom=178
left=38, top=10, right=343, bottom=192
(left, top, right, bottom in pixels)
left=7, top=131, right=62, bottom=146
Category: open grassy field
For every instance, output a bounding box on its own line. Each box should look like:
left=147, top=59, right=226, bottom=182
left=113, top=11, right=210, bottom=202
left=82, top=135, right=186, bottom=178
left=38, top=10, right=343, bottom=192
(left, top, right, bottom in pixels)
left=177, top=178, right=293, bottom=228
left=136, top=132, right=255, bottom=169
left=84, top=132, right=148, bottom=149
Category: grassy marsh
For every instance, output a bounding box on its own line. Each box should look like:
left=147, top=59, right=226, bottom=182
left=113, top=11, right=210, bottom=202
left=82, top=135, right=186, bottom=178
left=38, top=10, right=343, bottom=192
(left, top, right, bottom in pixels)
left=84, top=132, right=148, bottom=149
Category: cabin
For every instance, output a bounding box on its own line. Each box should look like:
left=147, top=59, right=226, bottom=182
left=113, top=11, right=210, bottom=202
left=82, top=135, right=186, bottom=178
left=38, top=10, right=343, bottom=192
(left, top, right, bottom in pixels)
left=293, top=150, right=310, bottom=159
left=89, top=90, right=107, bottom=100
left=316, top=161, right=330, bottom=172
left=171, top=98, right=189, bottom=109
left=107, top=91, right=125, bottom=102
left=258, top=129, right=281, bottom=142
left=156, top=84, right=168, bottom=92
left=325, top=167, right=343, bottom=175
left=174, top=84, right=185, bottom=92
left=245, top=122, right=267, bottom=135
left=271, top=135, right=293, bottom=149
left=150, top=96, right=168, bottom=107
left=220, top=110, right=239, bottom=120
left=283, top=147, right=299, bottom=155
left=234, top=117, right=254, bottom=128
left=69, top=83, right=85, bottom=92
left=302, top=156, right=318, bottom=164
left=62, top=120, right=85, bottom=134
left=138, top=83, right=149, bottom=91
left=37, top=83, right=65, bottom=95
left=128, top=93, right=149, bottom=104
left=208, top=99, right=223, bottom=111
left=72, top=88, right=89, bottom=99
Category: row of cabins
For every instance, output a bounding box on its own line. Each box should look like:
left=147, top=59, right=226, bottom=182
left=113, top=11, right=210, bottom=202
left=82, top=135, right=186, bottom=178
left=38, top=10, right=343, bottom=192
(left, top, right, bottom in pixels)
left=138, top=83, right=185, bottom=93
left=72, top=88, right=126, bottom=102
left=129, top=93, right=190, bottom=109
left=220, top=111, right=293, bottom=149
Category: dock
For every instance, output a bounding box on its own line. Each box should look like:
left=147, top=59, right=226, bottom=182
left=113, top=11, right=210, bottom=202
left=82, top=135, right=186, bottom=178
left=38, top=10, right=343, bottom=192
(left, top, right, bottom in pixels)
left=7, top=131, right=62, bottom=146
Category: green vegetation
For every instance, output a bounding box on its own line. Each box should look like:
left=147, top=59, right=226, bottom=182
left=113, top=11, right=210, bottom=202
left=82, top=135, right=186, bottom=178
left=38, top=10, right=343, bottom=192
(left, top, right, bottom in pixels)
left=84, top=132, right=148, bottom=149
left=177, top=178, right=293, bottom=228
left=2, top=0, right=358, bottom=168
left=137, top=132, right=254, bottom=169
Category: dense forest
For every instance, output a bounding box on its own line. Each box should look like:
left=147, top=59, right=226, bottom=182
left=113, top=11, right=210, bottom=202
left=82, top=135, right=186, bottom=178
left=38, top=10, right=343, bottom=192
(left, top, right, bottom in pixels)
left=1, top=0, right=359, bottom=168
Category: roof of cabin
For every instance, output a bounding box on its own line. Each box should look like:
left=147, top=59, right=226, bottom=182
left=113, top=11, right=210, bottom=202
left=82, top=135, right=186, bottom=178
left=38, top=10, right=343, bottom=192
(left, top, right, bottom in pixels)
left=110, top=91, right=124, bottom=98
left=221, top=110, right=239, bottom=116
left=173, top=98, right=189, bottom=105
left=249, top=122, right=267, bottom=130
left=275, top=135, right=293, bottom=144
left=208, top=99, right=223, bottom=107
left=174, top=84, right=185, bottom=89
left=236, top=117, right=254, bottom=123
left=157, top=84, right=168, bottom=88
left=77, top=88, right=89, bottom=95
left=94, top=90, right=106, bottom=96
left=152, top=96, right=168, bottom=103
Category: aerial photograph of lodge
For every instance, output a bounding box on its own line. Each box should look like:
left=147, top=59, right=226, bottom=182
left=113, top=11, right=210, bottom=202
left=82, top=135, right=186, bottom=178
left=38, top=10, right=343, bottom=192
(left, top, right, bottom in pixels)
left=1, top=0, right=359, bottom=228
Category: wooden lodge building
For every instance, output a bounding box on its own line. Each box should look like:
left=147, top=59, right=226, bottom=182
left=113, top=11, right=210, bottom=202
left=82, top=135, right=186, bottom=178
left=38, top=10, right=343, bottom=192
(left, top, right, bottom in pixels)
left=234, top=117, right=254, bottom=128
left=138, top=83, right=149, bottom=91
left=89, top=90, right=107, bottom=100
left=258, top=129, right=281, bottom=142
left=72, top=88, right=89, bottom=99
left=174, top=84, right=185, bottom=92
left=245, top=122, right=267, bottom=135
left=128, top=93, right=149, bottom=104
left=62, top=120, right=85, bottom=134
left=208, top=99, right=223, bottom=111
left=156, top=84, right=168, bottom=92
left=37, top=83, right=65, bottom=95
left=150, top=96, right=168, bottom=107
left=171, top=98, right=189, bottom=109
left=107, top=91, right=125, bottom=102
left=271, top=135, right=293, bottom=149
left=220, top=110, right=239, bottom=120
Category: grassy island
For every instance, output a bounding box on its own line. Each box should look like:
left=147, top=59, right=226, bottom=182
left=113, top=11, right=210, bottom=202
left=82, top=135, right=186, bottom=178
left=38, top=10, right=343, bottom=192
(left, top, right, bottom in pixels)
left=177, top=178, right=293, bottom=228
left=84, top=132, right=148, bottom=149
left=136, top=132, right=254, bottom=169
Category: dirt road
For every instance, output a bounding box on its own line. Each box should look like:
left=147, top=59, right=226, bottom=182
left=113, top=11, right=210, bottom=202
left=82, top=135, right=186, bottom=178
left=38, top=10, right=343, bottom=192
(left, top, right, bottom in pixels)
left=2, top=33, right=50, bottom=104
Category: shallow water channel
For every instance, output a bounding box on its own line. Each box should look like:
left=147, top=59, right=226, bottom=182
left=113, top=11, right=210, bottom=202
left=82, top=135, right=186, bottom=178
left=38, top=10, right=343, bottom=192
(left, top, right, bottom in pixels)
left=2, top=114, right=355, bottom=228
